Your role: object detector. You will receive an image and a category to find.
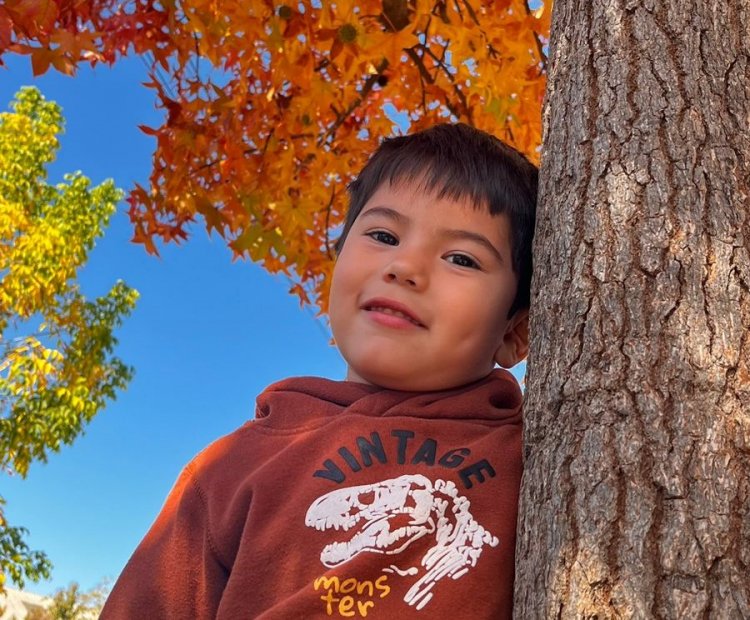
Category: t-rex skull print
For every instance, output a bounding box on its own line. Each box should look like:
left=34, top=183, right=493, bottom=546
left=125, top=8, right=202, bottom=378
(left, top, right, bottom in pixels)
left=305, top=474, right=499, bottom=611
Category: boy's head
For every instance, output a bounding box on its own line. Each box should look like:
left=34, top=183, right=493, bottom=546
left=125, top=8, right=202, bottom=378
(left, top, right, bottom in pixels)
left=329, top=123, right=538, bottom=391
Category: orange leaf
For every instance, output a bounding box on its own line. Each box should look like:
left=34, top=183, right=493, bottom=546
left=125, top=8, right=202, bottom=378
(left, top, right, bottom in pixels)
left=0, top=10, right=13, bottom=50
left=13, top=0, right=59, bottom=36
left=30, top=46, right=54, bottom=76
left=51, top=51, right=75, bottom=75
left=138, top=124, right=160, bottom=136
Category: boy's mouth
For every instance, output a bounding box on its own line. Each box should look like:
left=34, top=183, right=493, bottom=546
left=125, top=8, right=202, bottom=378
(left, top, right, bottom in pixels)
left=361, top=298, right=425, bottom=327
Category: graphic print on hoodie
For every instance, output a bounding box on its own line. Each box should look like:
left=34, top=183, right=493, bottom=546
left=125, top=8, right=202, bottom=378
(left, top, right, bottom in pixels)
left=100, top=370, right=523, bottom=620
left=305, top=471, right=499, bottom=612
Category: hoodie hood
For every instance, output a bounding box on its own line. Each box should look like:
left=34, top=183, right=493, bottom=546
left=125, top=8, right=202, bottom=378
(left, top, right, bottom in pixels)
left=254, top=369, right=522, bottom=430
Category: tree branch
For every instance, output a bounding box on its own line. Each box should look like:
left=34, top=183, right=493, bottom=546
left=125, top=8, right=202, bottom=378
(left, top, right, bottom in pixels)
left=193, top=32, right=201, bottom=82
left=460, top=0, right=480, bottom=26
left=404, top=47, right=431, bottom=114
left=452, top=0, right=464, bottom=21
left=324, top=186, right=336, bottom=259
left=423, top=43, right=471, bottom=121
left=317, top=58, right=389, bottom=147
left=405, top=47, right=435, bottom=85
left=523, top=1, right=549, bottom=70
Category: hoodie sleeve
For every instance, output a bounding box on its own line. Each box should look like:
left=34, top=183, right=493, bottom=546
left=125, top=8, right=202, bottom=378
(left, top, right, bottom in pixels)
left=100, top=463, right=228, bottom=619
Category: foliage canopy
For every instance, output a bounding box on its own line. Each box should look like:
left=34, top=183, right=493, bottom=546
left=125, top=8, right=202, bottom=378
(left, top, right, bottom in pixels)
left=2, top=0, right=549, bottom=309
left=0, top=87, right=137, bottom=590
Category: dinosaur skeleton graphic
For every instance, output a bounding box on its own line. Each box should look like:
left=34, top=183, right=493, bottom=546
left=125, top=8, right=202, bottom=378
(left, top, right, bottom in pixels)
left=304, top=474, right=499, bottom=610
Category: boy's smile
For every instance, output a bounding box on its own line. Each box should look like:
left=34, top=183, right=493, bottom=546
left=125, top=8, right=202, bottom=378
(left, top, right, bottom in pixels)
left=329, top=179, right=528, bottom=391
left=361, top=297, right=426, bottom=328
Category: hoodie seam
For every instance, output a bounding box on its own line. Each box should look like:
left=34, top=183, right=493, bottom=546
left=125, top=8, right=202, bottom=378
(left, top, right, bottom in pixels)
left=247, top=418, right=338, bottom=436
left=185, top=461, right=228, bottom=570
left=247, top=415, right=518, bottom=436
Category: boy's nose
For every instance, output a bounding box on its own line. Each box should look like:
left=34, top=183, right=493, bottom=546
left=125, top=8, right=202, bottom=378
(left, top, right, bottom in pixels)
left=383, top=259, right=427, bottom=290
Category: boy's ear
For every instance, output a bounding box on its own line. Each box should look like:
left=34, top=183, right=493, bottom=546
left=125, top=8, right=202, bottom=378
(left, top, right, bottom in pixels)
left=494, top=308, right=530, bottom=368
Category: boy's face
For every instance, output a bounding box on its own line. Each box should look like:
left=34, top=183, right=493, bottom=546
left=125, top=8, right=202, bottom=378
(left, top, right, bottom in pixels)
left=329, top=179, right=529, bottom=392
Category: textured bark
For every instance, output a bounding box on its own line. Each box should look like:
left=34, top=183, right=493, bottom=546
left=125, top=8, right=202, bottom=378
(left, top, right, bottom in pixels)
left=515, top=1, right=750, bottom=618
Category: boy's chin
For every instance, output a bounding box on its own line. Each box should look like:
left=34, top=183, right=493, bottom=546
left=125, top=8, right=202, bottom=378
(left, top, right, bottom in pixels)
left=345, top=365, right=491, bottom=392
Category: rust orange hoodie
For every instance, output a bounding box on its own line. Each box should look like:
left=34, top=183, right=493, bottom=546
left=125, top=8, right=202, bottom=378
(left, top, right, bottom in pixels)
left=101, top=370, right=522, bottom=619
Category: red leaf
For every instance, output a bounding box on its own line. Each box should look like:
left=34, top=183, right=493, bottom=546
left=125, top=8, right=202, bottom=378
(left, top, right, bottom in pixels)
left=330, top=38, right=343, bottom=61
left=138, top=124, right=159, bottom=136
left=30, top=47, right=53, bottom=75
left=131, top=225, right=160, bottom=256
left=51, top=51, right=75, bottom=75
left=0, top=10, right=13, bottom=50
left=13, top=0, right=59, bottom=36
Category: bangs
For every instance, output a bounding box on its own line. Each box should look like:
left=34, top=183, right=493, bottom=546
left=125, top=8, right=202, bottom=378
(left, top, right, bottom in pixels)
left=348, top=128, right=535, bottom=219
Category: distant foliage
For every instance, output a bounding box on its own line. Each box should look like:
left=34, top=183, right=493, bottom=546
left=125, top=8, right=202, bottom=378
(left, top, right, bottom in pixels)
left=1, top=0, right=549, bottom=310
left=0, top=495, right=50, bottom=592
left=0, top=87, right=137, bottom=590
left=25, top=579, right=111, bottom=620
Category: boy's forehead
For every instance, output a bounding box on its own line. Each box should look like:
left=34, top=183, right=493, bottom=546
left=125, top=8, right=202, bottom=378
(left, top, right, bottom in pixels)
left=367, top=174, right=492, bottom=214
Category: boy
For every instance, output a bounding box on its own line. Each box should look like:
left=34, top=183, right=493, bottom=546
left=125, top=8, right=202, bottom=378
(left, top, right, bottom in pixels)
left=102, top=123, right=537, bottom=619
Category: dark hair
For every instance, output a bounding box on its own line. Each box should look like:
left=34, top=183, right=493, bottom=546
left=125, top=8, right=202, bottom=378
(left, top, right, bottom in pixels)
left=335, top=123, right=538, bottom=316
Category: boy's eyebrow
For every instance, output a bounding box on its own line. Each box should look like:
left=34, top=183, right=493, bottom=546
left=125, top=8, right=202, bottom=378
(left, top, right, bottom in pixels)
left=359, top=206, right=405, bottom=223
left=360, top=206, right=505, bottom=264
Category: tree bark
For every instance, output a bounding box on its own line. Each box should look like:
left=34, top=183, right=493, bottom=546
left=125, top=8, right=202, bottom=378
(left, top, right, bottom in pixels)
left=515, top=1, right=750, bottom=618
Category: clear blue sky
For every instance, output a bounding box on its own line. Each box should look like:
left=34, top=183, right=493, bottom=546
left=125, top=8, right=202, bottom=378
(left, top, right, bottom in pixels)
left=1, top=53, right=525, bottom=596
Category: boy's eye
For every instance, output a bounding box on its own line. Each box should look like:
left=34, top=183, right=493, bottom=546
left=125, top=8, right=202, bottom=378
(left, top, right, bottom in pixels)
left=446, top=253, right=480, bottom=269
left=367, top=230, right=398, bottom=245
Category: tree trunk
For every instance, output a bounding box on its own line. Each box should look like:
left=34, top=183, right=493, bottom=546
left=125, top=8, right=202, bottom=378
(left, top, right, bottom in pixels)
left=515, top=1, right=750, bottom=618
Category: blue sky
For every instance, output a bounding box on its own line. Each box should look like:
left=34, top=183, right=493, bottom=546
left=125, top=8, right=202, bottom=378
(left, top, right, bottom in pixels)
left=2, top=53, right=525, bottom=596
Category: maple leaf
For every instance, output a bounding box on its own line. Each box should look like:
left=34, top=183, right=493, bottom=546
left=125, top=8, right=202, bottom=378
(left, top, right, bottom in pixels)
left=30, top=46, right=55, bottom=76
left=0, top=10, right=13, bottom=51
left=9, top=0, right=59, bottom=37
